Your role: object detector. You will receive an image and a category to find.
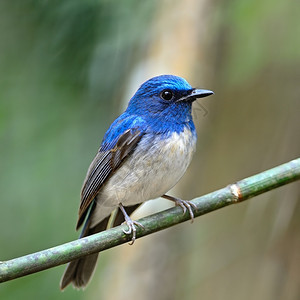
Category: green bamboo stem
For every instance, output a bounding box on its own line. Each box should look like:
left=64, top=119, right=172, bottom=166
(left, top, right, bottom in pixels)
left=0, top=158, right=299, bottom=283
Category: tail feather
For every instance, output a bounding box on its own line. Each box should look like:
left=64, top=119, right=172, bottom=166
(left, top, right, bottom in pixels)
left=60, top=203, right=142, bottom=290
left=60, top=216, right=109, bottom=290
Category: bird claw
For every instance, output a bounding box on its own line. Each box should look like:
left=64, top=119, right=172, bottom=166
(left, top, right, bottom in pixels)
left=168, top=197, right=196, bottom=223
left=119, top=203, right=144, bottom=244
left=162, top=194, right=197, bottom=222
left=122, top=219, right=144, bottom=245
left=175, top=198, right=197, bottom=223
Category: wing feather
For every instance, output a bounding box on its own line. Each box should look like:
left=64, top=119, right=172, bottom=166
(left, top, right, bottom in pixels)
left=76, top=129, right=142, bottom=229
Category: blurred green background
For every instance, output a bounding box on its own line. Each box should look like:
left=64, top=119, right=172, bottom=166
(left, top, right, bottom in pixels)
left=0, top=0, right=299, bottom=299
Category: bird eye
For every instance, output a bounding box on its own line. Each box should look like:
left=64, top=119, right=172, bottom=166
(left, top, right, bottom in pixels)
left=160, top=89, right=174, bottom=101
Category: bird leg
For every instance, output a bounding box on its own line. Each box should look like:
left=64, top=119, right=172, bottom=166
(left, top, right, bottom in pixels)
left=162, top=194, right=197, bottom=223
left=119, top=203, right=144, bottom=245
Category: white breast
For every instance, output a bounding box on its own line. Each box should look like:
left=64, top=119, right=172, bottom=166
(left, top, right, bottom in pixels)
left=90, top=127, right=196, bottom=226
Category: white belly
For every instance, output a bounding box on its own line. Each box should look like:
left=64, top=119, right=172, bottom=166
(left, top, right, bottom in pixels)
left=90, top=127, right=196, bottom=227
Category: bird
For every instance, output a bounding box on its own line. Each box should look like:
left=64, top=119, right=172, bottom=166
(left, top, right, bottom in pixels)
left=60, top=74, right=214, bottom=290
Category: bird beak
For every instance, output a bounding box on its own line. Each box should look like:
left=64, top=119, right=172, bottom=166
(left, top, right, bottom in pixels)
left=177, top=88, right=214, bottom=103
left=190, top=89, right=214, bottom=98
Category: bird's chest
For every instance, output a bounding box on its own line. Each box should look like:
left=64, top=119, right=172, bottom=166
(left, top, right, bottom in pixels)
left=139, top=128, right=197, bottom=186
left=101, top=127, right=196, bottom=206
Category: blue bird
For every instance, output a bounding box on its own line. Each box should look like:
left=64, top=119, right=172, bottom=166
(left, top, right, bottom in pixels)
left=60, top=75, right=213, bottom=289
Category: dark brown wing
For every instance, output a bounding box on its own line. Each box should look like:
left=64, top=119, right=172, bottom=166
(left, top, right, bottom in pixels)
left=76, top=129, right=142, bottom=229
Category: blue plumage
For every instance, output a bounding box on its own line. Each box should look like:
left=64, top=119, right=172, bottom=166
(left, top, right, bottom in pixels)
left=102, top=75, right=197, bottom=149
left=60, top=74, right=214, bottom=290
left=100, top=114, right=147, bottom=150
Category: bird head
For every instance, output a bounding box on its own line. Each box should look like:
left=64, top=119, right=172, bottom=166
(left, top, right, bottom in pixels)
left=126, top=75, right=213, bottom=125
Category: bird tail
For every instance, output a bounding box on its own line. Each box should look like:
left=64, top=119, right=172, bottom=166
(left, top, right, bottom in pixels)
left=60, top=217, right=109, bottom=290
left=59, top=204, right=141, bottom=290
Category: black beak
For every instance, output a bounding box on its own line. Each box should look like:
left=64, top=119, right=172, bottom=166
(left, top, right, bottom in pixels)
left=177, top=88, right=214, bottom=103
left=190, top=89, right=214, bottom=98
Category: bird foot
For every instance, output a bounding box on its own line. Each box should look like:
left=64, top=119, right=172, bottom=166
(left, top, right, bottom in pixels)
left=122, top=218, right=144, bottom=245
left=119, top=203, right=144, bottom=245
left=162, top=195, right=197, bottom=223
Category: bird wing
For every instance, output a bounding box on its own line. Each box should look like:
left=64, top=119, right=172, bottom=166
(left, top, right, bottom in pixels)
left=76, top=128, right=143, bottom=229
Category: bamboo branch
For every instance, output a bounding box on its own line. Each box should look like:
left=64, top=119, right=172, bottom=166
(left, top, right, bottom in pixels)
left=0, top=158, right=299, bottom=283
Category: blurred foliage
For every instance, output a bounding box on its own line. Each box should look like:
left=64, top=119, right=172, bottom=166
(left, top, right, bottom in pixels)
left=0, top=1, right=157, bottom=299
left=0, top=0, right=299, bottom=299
